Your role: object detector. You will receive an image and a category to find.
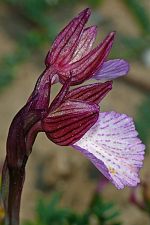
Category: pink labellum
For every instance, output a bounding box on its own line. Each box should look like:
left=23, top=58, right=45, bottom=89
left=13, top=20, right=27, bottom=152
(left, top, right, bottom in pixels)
left=65, top=81, right=112, bottom=104
left=42, top=100, right=99, bottom=146
left=73, top=112, right=145, bottom=189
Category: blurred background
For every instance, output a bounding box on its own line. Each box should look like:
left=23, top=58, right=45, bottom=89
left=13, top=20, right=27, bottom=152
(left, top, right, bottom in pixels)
left=0, top=0, right=150, bottom=224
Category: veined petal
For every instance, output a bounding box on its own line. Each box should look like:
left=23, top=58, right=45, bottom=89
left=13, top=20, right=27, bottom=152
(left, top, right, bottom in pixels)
left=73, top=112, right=145, bottom=189
left=42, top=100, right=99, bottom=146
left=71, top=26, right=97, bottom=63
left=59, top=32, right=115, bottom=85
left=45, top=8, right=91, bottom=66
left=94, top=59, right=129, bottom=81
left=65, top=81, right=112, bottom=104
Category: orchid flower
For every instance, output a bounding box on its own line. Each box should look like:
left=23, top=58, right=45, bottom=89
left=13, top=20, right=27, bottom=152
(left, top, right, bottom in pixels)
left=42, top=78, right=145, bottom=189
left=1, top=8, right=145, bottom=225
left=45, top=8, right=129, bottom=85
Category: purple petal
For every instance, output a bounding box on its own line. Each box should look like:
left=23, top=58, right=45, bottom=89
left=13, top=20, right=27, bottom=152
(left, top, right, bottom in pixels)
left=71, top=26, right=97, bottom=63
left=94, top=59, right=129, bottom=81
left=72, top=112, right=145, bottom=189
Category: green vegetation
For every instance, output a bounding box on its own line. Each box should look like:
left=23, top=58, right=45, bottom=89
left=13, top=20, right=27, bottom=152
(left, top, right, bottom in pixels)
left=23, top=193, right=121, bottom=225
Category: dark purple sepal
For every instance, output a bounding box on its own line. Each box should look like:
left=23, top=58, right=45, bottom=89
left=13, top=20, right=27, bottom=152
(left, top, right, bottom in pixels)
left=42, top=100, right=99, bottom=146
left=58, top=32, right=115, bottom=85
left=65, top=81, right=112, bottom=104
left=45, top=8, right=91, bottom=67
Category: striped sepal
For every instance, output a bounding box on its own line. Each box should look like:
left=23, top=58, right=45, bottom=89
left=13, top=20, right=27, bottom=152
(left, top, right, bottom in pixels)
left=65, top=81, right=112, bottom=104
left=42, top=100, right=99, bottom=146
left=71, top=26, right=97, bottom=63
left=45, top=8, right=90, bottom=66
left=59, top=32, right=115, bottom=85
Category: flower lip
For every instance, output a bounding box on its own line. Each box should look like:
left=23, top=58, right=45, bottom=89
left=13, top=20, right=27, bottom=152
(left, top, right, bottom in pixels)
left=73, top=111, right=145, bottom=189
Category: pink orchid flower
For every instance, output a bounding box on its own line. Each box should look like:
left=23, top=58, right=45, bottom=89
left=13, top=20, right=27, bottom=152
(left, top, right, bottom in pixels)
left=1, top=8, right=145, bottom=225
left=45, top=8, right=129, bottom=85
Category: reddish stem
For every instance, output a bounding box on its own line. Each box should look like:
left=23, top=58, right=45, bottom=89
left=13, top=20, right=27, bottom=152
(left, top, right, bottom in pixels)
left=2, top=122, right=42, bottom=225
left=7, top=166, right=26, bottom=225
